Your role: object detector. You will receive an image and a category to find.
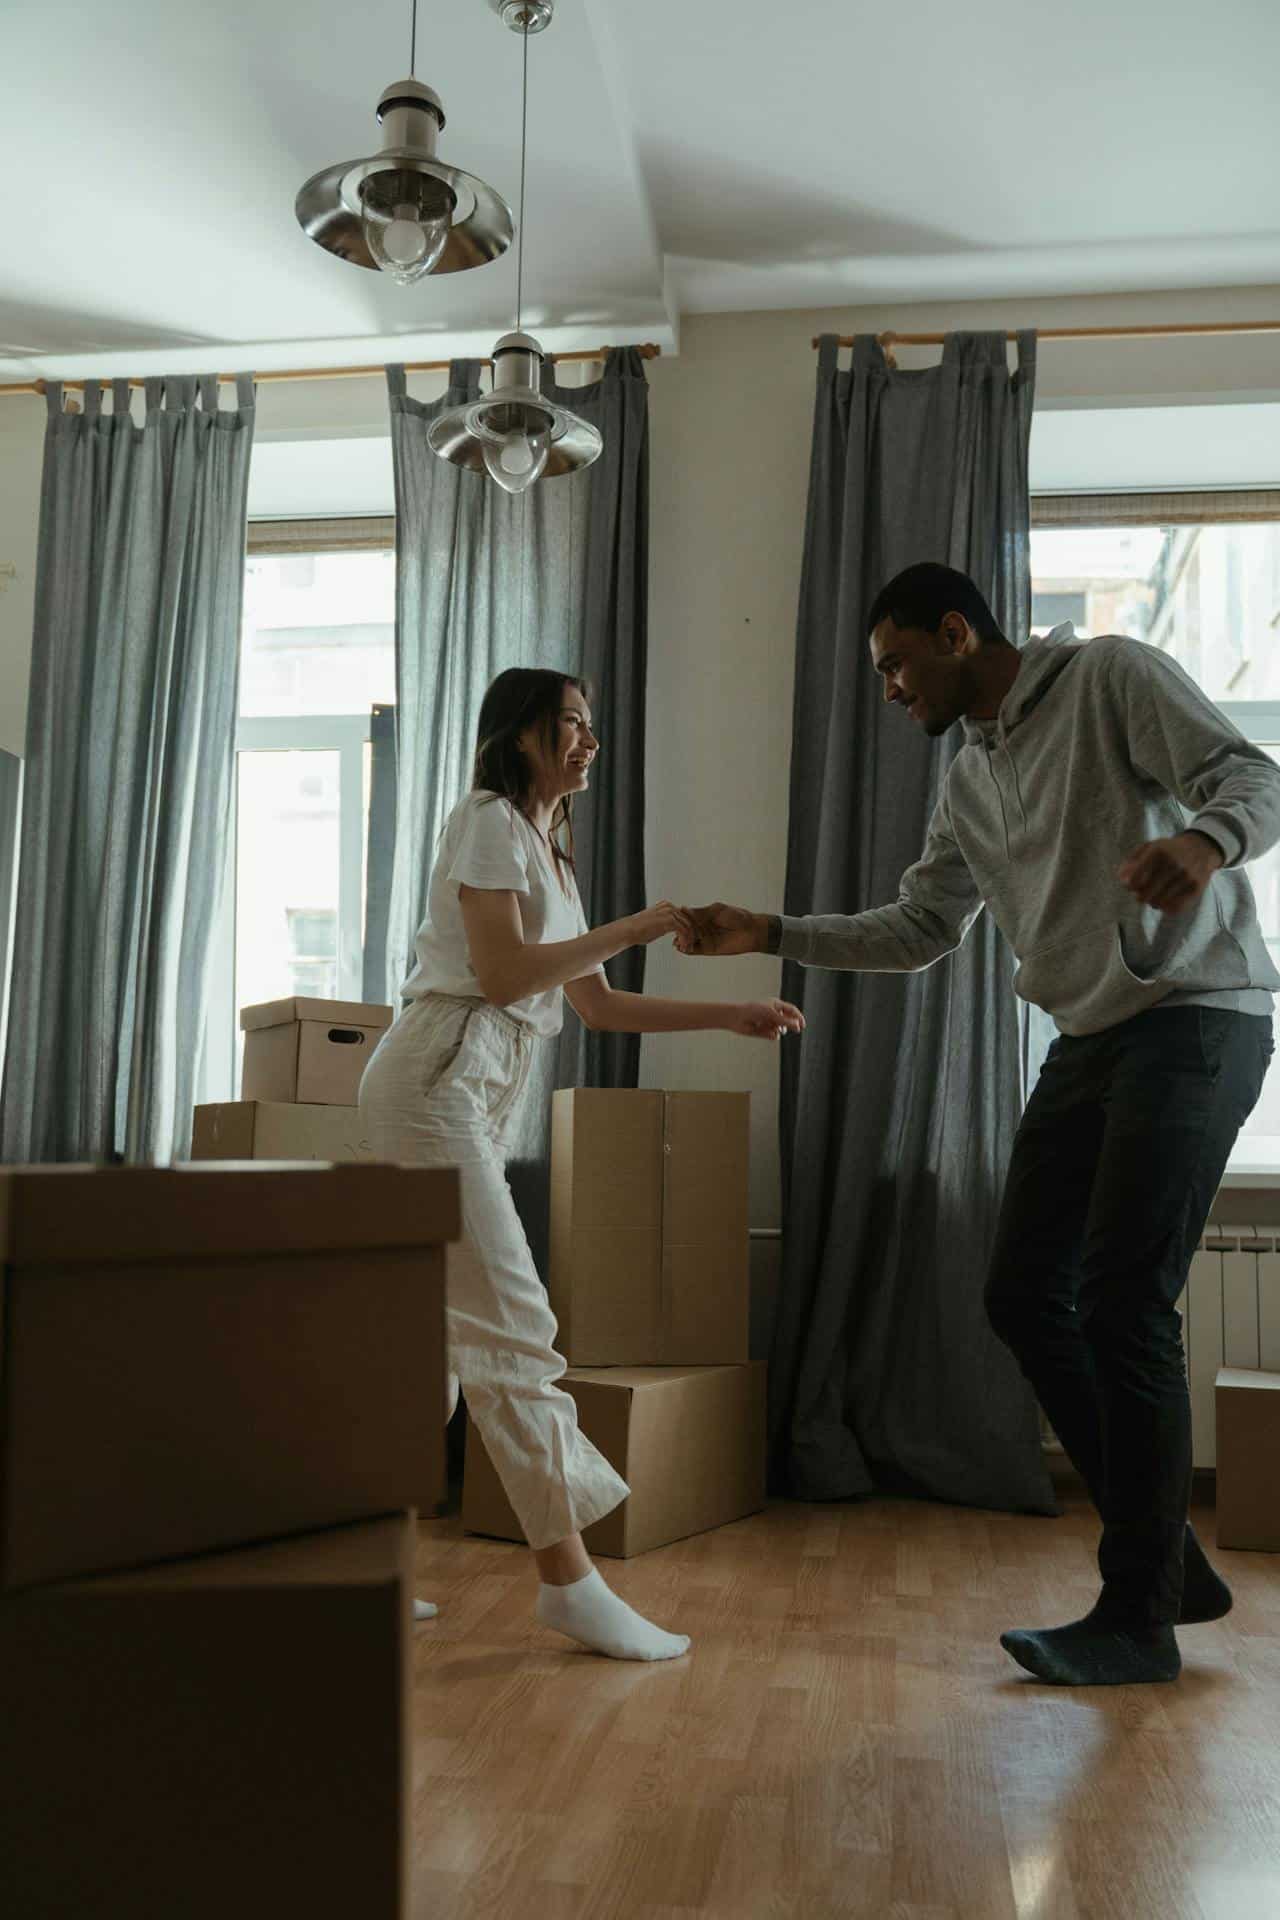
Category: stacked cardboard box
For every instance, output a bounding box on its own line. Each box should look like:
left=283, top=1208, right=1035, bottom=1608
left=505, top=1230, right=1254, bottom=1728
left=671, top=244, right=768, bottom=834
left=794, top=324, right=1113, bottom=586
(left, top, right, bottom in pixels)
left=193, top=993, right=393, bottom=1164
left=0, top=1161, right=458, bottom=1918
left=463, top=1089, right=766, bottom=1557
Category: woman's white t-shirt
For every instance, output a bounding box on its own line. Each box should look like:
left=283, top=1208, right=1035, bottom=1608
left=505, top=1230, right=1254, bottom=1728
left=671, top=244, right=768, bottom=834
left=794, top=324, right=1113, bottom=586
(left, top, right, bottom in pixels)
left=400, top=791, right=602, bottom=1038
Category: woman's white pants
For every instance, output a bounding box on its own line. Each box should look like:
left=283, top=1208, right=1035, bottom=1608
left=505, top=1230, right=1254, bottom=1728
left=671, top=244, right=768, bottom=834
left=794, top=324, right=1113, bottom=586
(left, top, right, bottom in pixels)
left=358, top=994, right=628, bottom=1551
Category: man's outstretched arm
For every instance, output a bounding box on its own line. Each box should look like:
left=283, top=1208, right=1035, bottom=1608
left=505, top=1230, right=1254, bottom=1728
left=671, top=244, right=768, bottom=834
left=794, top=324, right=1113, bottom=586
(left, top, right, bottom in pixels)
left=677, top=795, right=983, bottom=971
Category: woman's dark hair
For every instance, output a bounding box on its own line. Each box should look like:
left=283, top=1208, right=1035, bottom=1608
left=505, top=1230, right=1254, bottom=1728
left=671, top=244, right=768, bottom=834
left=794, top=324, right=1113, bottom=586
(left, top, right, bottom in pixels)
left=866, top=562, right=1005, bottom=644
left=471, top=667, right=592, bottom=887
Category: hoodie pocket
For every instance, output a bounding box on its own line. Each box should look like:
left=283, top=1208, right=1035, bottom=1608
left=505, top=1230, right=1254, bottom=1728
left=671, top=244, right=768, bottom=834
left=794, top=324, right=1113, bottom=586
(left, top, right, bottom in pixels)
left=1012, top=922, right=1173, bottom=1036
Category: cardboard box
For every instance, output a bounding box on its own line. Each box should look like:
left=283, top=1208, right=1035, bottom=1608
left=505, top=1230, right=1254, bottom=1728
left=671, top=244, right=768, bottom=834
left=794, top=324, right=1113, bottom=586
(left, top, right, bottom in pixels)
left=0, top=1514, right=412, bottom=1919
left=192, top=1098, right=373, bottom=1162
left=549, top=1089, right=749, bottom=1365
left=1216, top=1366, right=1280, bottom=1550
left=463, top=1361, right=766, bottom=1557
left=0, top=1163, right=457, bottom=1589
left=240, top=995, right=393, bottom=1106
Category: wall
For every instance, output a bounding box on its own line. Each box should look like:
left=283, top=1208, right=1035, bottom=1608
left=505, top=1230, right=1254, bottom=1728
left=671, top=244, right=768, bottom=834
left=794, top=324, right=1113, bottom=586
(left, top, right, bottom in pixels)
left=638, top=289, right=1280, bottom=1229
left=1, top=287, right=1278, bottom=1210
left=0, top=401, right=44, bottom=757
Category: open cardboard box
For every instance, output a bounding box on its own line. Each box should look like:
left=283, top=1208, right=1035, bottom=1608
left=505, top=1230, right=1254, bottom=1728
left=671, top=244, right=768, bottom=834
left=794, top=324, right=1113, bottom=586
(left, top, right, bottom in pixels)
left=0, top=1163, right=456, bottom=1589
left=0, top=1514, right=412, bottom=1920
left=463, top=1361, right=767, bottom=1557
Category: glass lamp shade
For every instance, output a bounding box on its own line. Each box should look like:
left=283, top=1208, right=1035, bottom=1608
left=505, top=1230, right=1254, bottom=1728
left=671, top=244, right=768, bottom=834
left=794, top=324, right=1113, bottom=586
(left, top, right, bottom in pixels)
left=359, top=168, right=457, bottom=284
left=481, top=424, right=552, bottom=494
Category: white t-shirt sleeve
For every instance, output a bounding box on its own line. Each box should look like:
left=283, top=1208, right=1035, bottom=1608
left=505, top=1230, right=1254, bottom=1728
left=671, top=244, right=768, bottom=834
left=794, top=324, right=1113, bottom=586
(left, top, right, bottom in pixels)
left=447, top=797, right=531, bottom=893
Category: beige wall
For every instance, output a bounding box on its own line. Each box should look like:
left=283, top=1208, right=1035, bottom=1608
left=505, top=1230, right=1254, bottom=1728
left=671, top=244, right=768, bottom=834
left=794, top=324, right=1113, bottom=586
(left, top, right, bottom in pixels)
left=0, top=400, right=44, bottom=758
left=638, top=289, right=1280, bottom=1224
left=1, top=286, right=1278, bottom=1212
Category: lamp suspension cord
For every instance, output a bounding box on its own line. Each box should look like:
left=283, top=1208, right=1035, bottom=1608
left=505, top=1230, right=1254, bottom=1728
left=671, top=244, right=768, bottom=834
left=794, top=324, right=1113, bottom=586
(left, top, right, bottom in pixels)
left=516, top=18, right=529, bottom=332
left=410, top=0, right=418, bottom=74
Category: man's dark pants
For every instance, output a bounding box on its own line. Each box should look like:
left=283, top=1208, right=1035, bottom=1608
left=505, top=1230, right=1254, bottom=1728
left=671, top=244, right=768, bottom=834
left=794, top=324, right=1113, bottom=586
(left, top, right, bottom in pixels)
left=986, top=1005, right=1273, bottom=1628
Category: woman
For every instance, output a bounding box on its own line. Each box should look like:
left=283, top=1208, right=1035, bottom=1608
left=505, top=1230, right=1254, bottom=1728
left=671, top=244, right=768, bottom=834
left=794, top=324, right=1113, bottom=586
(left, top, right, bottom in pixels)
left=359, top=668, right=803, bottom=1662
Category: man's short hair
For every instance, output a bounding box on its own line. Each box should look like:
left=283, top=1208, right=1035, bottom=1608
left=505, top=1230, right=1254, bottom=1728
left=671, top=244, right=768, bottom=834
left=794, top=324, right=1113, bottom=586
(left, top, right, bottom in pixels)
left=866, top=563, right=1002, bottom=643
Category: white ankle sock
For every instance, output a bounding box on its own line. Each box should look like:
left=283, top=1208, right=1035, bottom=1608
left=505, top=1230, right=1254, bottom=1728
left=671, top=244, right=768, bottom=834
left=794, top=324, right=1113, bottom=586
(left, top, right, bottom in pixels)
left=412, top=1598, right=438, bottom=1621
left=535, top=1567, right=690, bottom=1662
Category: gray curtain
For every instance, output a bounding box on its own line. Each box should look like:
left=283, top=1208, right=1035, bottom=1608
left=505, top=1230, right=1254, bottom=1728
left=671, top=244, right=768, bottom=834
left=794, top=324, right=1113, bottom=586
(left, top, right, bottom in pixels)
left=0, top=375, right=255, bottom=1165
left=373, top=349, right=650, bottom=1267
left=0, top=749, right=21, bottom=1071
left=774, top=331, right=1055, bottom=1516
left=362, top=702, right=397, bottom=1005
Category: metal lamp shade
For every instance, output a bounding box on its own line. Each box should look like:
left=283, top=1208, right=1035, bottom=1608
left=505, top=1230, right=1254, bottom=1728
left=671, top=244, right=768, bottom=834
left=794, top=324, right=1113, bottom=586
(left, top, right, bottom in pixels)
left=296, top=153, right=513, bottom=272
left=428, top=332, right=603, bottom=480
left=296, top=79, right=513, bottom=274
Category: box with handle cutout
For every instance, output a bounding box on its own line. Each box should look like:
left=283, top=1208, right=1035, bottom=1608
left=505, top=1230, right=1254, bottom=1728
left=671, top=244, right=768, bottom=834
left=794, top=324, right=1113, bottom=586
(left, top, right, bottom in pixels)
left=240, top=996, right=393, bottom=1107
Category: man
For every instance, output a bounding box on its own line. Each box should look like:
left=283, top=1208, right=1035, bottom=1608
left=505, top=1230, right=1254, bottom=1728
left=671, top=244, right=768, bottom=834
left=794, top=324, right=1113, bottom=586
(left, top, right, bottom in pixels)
left=676, top=559, right=1280, bottom=1686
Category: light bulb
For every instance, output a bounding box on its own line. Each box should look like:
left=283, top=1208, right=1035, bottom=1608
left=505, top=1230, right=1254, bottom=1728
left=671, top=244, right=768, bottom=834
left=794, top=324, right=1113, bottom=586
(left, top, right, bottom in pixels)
left=359, top=169, right=455, bottom=285
left=482, top=427, right=551, bottom=494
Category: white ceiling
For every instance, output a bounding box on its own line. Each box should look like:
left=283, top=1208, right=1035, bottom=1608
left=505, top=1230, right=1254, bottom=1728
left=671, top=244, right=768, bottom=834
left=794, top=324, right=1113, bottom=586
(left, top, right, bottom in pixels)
left=4, top=0, right=1280, bottom=381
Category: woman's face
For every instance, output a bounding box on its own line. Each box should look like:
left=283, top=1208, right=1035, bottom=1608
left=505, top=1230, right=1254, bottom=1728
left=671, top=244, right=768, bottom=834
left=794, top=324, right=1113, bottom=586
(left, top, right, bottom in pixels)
left=525, top=683, right=599, bottom=801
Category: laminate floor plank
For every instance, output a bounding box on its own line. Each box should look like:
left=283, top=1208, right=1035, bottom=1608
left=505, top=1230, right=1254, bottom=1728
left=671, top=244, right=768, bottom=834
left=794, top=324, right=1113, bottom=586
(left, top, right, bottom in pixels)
left=408, top=1495, right=1280, bottom=1919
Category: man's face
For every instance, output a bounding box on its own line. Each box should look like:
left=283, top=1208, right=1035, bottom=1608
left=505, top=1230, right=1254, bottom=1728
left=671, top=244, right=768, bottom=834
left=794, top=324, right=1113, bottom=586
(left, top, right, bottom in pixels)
left=869, top=614, right=975, bottom=737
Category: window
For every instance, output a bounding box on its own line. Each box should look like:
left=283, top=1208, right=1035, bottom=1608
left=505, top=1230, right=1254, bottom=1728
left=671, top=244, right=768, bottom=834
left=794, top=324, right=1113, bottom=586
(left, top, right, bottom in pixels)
left=1031, top=496, right=1280, bottom=1171
left=200, top=520, right=395, bottom=1102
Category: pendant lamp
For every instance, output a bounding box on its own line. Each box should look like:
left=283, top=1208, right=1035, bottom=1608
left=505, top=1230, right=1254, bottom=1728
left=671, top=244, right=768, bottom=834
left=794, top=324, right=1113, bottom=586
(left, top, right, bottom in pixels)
left=296, top=1, right=513, bottom=284
left=427, top=0, right=602, bottom=492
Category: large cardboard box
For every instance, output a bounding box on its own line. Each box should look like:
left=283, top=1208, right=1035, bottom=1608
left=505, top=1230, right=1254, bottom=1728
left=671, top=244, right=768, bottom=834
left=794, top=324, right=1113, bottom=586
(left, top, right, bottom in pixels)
left=241, top=995, right=393, bottom=1105
left=550, top=1089, right=749, bottom=1365
left=462, top=1362, right=767, bottom=1557
left=0, top=1514, right=412, bottom=1920
left=1216, top=1366, right=1280, bottom=1550
left=0, top=1163, right=456, bottom=1589
left=192, top=1097, right=372, bottom=1162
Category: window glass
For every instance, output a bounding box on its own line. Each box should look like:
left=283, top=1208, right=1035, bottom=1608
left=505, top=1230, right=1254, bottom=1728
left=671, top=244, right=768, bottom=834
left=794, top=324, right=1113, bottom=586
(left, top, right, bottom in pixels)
left=241, top=549, right=396, bottom=718
left=235, top=750, right=341, bottom=1013
left=1030, top=523, right=1280, bottom=701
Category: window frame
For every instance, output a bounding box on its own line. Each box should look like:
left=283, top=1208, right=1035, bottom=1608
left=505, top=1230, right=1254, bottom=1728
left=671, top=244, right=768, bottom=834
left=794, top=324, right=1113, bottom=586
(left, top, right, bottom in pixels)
left=197, top=518, right=395, bottom=1107
left=1031, top=492, right=1280, bottom=1174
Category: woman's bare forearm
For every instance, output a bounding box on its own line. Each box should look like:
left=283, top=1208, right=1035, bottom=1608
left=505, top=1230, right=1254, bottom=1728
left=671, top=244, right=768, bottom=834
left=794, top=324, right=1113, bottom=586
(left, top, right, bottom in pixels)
left=588, top=992, right=737, bottom=1034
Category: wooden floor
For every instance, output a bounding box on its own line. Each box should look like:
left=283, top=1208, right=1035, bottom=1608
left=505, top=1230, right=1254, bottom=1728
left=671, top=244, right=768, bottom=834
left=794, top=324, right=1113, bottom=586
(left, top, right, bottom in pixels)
left=409, top=1494, right=1280, bottom=1920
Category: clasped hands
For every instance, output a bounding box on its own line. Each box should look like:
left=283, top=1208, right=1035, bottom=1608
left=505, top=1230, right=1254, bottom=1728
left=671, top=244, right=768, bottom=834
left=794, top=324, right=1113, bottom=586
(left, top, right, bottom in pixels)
left=645, top=901, right=802, bottom=1040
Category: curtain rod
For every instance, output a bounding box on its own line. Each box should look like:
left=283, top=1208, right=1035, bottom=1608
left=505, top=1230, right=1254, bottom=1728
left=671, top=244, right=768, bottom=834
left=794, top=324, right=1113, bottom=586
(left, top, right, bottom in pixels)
left=813, top=319, right=1280, bottom=354
left=0, top=342, right=663, bottom=399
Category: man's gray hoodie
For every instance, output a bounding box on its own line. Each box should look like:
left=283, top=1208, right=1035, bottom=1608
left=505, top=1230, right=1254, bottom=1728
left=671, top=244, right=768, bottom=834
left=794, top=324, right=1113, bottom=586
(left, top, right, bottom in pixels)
left=778, top=626, right=1280, bottom=1036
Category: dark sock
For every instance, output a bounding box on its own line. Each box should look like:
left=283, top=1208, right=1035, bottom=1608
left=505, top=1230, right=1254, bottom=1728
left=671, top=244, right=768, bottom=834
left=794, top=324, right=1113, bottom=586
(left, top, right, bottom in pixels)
left=1000, top=1615, right=1181, bottom=1686
left=1179, top=1523, right=1232, bottom=1625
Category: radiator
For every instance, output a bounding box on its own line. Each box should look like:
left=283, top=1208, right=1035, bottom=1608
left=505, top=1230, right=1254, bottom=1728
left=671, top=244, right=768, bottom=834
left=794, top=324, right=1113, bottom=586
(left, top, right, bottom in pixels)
left=1185, top=1226, right=1280, bottom=1467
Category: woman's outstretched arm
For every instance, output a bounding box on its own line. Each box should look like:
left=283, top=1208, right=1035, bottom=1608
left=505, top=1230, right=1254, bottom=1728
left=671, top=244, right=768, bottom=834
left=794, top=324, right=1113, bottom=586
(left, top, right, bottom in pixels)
left=564, top=973, right=803, bottom=1039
